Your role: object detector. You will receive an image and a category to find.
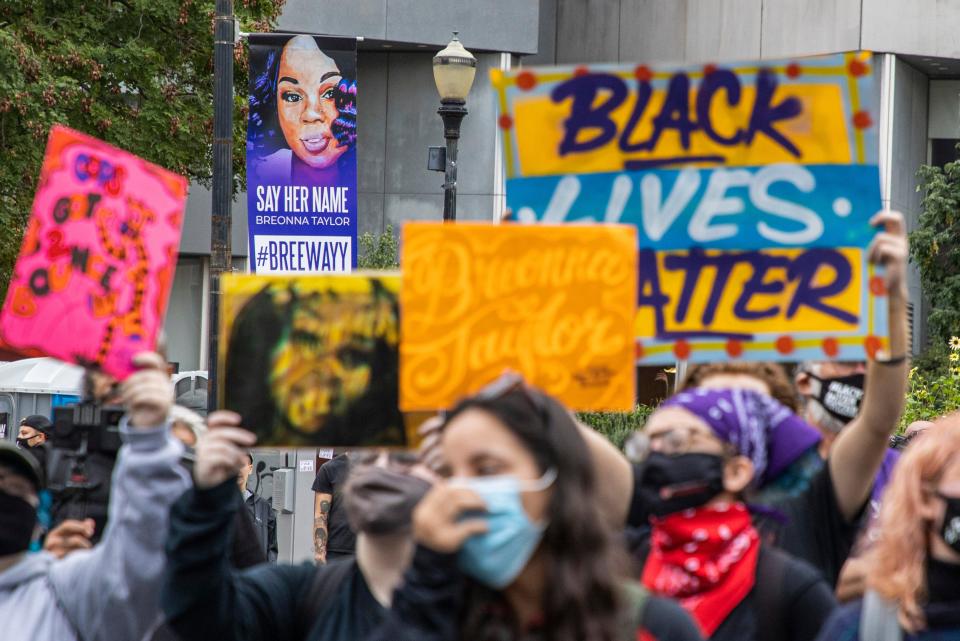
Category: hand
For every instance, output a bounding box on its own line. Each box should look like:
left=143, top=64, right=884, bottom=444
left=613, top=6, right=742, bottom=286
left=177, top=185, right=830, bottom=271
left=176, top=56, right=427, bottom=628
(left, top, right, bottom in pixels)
left=44, top=518, right=95, bottom=559
left=835, top=556, right=869, bottom=603
left=412, top=483, right=488, bottom=554
left=417, top=415, right=446, bottom=474
left=868, top=210, right=908, bottom=300
left=193, top=411, right=257, bottom=490
left=120, top=352, right=173, bottom=429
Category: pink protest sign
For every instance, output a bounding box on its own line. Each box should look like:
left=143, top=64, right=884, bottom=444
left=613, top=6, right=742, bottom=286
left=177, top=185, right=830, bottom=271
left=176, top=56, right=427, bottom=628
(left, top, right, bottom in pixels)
left=0, top=125, right=188, bottom=378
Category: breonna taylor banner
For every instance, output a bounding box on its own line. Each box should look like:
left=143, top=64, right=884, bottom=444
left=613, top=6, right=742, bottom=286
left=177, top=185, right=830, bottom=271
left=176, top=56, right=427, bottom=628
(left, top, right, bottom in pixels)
left=246, top=33, right=358, bottom=274
left=492, top=52, right=887, bottom=365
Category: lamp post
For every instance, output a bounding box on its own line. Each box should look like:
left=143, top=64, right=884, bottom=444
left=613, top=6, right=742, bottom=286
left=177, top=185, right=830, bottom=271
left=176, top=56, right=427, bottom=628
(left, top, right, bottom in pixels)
left=432, top=32, right=476, bottom=221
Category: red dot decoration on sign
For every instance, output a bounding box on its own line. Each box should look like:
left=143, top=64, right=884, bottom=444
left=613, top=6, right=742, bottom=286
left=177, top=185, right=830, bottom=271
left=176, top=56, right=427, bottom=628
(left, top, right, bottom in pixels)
left=865, top=335, right=882, bottom=359
left=823, top=338, right=840, bottom=358
left=775, top=336, right=795, bottom=355
left=498, top=114, right=513, bottom=130
left=634, top=65, right=653, bottom=82
left=573, top=65, right=590, bottom=77
left=853, top=110, right=873, bottom=129
left=704, top=63, right=718, bottom=76
left=786, top=63, right=802, bottom=78
left=725, top=340, right=743, bottom=358
left=516, top=70, right=537, bottom=91
left=848, top=58, right=869, bottom=77
left=869, top=276, right=887, bottom=297
left=635, top=342, right=645, bottom=360
left=674, top=340, right=691, bottom=360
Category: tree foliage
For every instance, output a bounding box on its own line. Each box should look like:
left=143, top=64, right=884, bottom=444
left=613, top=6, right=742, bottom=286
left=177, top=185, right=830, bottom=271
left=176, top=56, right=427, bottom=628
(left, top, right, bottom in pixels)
left=0, top=0, right=284, bottom=293
left=357, top=225, right=400, bottom=270
left=912, top=150, right=960, bottom=347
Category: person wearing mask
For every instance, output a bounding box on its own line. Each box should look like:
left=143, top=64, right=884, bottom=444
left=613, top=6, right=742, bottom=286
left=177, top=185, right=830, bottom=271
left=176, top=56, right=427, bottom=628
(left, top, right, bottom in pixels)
left=16, top=415, right=53, bottom=479
left=633, top=387, right=838, bottom=641
left=0, top=352, right=191, bottom=641
left=814, top=413, right=960, bottom=640
left=240, top=452, right=278, bottom=563
left=371, top=375, right=705, bottom=641
left=631, top=210, right=910, bottom=590
left=161, top=411, right=435, bottom=641
left=312, top=452, right=355, bottom=563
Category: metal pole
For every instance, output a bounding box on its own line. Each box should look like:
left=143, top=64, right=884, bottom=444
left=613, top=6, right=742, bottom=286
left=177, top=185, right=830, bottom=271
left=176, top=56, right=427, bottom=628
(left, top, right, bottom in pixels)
left=438, top=100, right=467, bottom=221
left=208, top=0, right=234, bottom=413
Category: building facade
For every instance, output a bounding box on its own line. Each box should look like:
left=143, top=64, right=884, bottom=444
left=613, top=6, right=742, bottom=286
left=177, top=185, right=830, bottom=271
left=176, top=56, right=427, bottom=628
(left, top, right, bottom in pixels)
left=166, top=0, right=960, bottom=372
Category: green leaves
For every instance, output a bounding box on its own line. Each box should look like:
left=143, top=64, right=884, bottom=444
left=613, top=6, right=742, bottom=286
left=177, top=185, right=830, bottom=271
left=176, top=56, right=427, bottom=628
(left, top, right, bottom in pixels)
left=357, top=226, right=400, bottom=270
left=577, top=405, right=654, bottom=450
left=0, top=0, right=284, bottom=297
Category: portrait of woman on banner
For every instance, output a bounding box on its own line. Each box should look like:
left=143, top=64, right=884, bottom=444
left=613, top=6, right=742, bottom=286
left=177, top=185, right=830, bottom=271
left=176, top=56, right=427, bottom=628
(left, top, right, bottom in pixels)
left=248, top=34, right=358, bottom=188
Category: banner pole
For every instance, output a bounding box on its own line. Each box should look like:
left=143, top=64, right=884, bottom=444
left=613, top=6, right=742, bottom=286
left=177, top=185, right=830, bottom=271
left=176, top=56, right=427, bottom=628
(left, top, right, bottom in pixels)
left=209, top=0, right=234, bottom=413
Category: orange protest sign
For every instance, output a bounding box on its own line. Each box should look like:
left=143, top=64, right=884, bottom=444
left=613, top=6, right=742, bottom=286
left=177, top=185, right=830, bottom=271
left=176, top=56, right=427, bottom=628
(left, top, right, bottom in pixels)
left=400, top=222, right=638, bottom=411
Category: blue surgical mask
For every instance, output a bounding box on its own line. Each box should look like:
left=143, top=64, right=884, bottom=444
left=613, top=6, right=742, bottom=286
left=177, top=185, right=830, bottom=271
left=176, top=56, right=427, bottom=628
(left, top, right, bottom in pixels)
left=450, top=468, right=557, bottom=589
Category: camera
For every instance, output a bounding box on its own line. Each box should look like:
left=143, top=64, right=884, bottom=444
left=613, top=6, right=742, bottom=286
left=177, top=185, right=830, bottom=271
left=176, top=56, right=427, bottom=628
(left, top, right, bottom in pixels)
left=51, top=402, right=125, bottom=454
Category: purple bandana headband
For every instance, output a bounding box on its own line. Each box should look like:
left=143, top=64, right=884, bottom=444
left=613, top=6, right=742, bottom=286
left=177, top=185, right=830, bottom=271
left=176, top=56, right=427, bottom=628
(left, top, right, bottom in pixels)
left=661, top=388, right=822, bottom=486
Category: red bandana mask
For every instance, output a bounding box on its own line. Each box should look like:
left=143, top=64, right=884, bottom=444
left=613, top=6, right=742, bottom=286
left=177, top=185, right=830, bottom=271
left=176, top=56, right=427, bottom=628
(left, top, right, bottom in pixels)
left=641, top=503, right=760, bottom=637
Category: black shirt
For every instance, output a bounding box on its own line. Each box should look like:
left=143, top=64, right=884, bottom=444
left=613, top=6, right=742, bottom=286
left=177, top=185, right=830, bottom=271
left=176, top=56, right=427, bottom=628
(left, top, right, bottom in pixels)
left=162, top=480, right=385, bottom=641
left=311, top=454, right=356, bottom=557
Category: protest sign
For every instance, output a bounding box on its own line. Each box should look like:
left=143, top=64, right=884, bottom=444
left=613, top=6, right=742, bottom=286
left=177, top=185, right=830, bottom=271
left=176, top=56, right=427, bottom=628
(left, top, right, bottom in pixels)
left=220, top=273, right=411, bottom=446
left=0, top=125, right=187, bottom=378
left=492, top=52, right=886, bottom=364
left=247, top=34, right=358, bottom=274
left=400, top=222, right=638, bottom=411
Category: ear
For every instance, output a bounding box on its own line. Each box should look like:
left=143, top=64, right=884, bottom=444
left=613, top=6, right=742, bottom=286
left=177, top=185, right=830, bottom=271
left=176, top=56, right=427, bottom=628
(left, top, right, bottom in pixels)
left=723, top=456, right=755, bottom=495
left=795, top=371, right=813, bottom=397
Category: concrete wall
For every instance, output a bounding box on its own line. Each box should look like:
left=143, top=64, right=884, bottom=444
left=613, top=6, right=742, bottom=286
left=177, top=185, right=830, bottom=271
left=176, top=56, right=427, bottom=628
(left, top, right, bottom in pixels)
left=542, top=0, right=960, bottom=65
left=276, top=0, right=540, bottom=55
left=929, top=80, right=960, bottom=138
left=886, top=59, right=929, bottom=353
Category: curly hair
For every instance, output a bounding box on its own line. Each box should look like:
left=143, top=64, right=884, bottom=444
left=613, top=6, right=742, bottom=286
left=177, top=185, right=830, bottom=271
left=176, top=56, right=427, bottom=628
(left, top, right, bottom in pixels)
left=445, top=386, right=628, bottom=641
left=867, top=414, right=960, bottom=632
left=678, top=361, right=799, bottom=412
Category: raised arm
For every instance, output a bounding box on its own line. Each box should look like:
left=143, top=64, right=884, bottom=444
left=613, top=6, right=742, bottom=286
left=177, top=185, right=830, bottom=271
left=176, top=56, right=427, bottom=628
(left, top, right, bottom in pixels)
left=162, top=411, right=311, bottom=641
left=828, top=211, right=909, bottom=521
left=48, top=353, right=192, bottom=641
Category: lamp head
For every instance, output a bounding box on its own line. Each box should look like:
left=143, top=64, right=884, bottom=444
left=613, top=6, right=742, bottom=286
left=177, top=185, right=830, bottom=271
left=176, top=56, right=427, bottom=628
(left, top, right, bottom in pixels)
left=433, top=31, right=477, bottom=103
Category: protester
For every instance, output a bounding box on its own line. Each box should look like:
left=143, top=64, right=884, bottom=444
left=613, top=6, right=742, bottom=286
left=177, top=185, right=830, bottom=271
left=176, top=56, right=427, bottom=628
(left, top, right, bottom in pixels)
left=636, top=210, right=911, bottom=590
left=162, top=415, right=436, bottom=641
left=0, top=352, right=191, bottom=641
left=679, top=362, right=800, bottom=411
left=313, top=452, right=356, bottom=563
left=633, top=387, right=838, bottom=641
left=370, top=375, right=705, bottom=641
left=241, top=452, right=278, bottom=563
left=814, top=414, right=960, bottom=640
left=15, top=415, right=53, bottom=479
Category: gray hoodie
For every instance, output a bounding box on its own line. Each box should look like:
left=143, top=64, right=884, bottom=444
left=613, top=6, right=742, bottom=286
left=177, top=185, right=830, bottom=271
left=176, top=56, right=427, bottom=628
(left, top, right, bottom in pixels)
left=0, top=420, right=191, bottom=641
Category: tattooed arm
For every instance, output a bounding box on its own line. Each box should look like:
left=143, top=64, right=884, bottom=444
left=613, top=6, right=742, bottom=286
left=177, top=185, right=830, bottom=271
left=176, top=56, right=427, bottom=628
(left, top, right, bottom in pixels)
left=313, top=492, right=331, bottom=564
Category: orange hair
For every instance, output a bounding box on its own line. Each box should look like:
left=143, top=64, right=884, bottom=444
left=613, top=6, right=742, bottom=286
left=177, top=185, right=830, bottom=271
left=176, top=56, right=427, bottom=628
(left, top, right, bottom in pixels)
left=866, top=413, right=960, bottom=632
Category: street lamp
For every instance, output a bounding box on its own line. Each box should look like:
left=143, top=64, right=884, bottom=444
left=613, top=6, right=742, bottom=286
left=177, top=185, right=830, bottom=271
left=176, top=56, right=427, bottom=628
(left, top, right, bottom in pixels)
left=432, top=32, right=476, bottom=221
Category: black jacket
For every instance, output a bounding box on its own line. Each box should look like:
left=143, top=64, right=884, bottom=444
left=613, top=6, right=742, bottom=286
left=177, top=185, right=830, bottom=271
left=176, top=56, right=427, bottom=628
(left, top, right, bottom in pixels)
left=245, top=491, right=278, bottom=563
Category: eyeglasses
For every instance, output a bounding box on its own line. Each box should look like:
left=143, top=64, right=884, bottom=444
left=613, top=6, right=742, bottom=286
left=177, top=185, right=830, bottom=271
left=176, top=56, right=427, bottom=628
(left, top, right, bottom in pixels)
left=626, top=426, right=734, bottom=462
left=469, top=371, right=549, bottom=420
left=348, top=450, right=420, bottom=470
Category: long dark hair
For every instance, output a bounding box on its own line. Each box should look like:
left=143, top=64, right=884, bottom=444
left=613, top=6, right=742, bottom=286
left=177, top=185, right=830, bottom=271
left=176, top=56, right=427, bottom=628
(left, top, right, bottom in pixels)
left=446, top=387, right=627, bottom=641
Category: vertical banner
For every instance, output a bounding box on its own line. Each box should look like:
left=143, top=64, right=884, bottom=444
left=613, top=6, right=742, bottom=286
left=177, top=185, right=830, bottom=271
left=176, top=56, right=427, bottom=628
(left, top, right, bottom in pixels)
left=247, top=34, right=358, bottom=274
left=492, top=52, right=886, bottom=364
left=0, top=125, right=187, bottom=379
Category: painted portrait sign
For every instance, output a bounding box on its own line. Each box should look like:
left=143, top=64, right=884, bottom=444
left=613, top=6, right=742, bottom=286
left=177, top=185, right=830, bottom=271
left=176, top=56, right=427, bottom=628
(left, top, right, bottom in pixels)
left=247, top=34, right=358, bottom=274
left=400, top=222, right=638, bottom=411
left=0, top=125, right=187, bottom=378
left=493, top=52, right=887, bottom=364
left=220, top=273, right=411, bottom=447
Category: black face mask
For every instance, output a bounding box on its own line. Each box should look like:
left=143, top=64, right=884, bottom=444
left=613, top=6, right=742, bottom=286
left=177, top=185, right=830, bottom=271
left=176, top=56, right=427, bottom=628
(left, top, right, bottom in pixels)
left=343, top=466, right=432, bottom=535
left=808, top=373, right=865, bottom=425
left=15, top=438, right=30, bottom=449
left=636, top=452, right=726, bottom=518
left=940, top=492, right=960, bottom=555
left=0, top=491, right=37, bottom=555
